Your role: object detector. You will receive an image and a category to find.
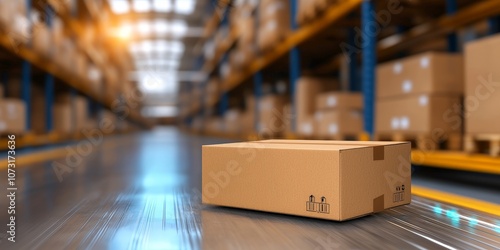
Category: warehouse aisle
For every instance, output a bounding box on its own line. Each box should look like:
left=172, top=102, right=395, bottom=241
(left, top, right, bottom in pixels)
left=1, top=128, right=499, bottom=249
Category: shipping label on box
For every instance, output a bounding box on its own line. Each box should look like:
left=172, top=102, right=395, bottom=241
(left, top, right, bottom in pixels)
left=202, top=140, right=411, bottom=221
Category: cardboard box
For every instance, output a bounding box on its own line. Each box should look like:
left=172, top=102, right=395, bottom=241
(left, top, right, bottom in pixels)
left=0, top=99, right=26, bottom=134
left=224, top=109, right=242, bottom=134
left=53, top=104, right=73, bottom=134
left=258, top=95, right=288, bottom=135
left=316, top=92, right=363, bottom=111
left=296, top=77, right=338, bottom=134
left=202, top=140, right=411, bottom=221
left=257, top=0, right=290, bottom=51
left=74, top=96, right=89, bottom=132
left=464, top=34, right=500, bottom=134
left=376, top=94, right=462, bottom=134
left=315, top=110, right=363, bottom=137
left=377, top=52, right=463, bottom=98
left=297, top=116, right=315, bottom=137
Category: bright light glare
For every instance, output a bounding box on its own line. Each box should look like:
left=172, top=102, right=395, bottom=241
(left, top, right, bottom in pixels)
left=139, top=74, right=178, bottom=93
left=153, top=0, right=172, bottom=12
left=110, top=0, right=130, bottom=14
left=115, top=22, right=133, bottom=40
left=137, top=20, right=152, bottom=35
left=133, top=0, right=152, bottom=12
left=174, top=0, right=195, bottom=14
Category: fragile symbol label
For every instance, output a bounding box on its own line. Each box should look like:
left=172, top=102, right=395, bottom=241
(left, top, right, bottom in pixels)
left=306, top=195, right=330, bottom=214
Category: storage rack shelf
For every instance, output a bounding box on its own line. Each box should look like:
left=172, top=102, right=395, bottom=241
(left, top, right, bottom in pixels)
left=0, top=0, right=153, bottom=150
left=184, top=0, right=500, bottom=174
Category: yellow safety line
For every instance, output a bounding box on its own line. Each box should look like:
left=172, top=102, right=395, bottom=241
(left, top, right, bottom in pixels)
left=412, top=185, right=500, bottom=217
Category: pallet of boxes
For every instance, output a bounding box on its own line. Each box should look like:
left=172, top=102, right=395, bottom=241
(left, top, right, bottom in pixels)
left=375, top=52, right=463, bottom=151
left=314, top=91, right=363, bottom=140
left=464, top=34, right=500, bottom=156
left=0, top=84, right=26, bottom=136
left=295, top=77, right=338, bottom=138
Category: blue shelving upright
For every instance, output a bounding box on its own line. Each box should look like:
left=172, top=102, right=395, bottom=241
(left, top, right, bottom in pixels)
left=361, top=0, right=376, bottom=138
left=288, top=0, right=301, bottom=132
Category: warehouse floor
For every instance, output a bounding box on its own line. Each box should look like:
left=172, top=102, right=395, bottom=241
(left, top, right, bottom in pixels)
left=1, top=128, right=500, bottom=249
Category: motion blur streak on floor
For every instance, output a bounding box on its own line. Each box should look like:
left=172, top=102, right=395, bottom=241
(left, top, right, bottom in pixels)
left=0, top=127, right=499, bottom=249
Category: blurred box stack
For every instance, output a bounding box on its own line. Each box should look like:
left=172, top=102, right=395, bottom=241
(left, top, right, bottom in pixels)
left=257, top=0, right=290, bottom=52
left=375, top=52, right=463, bottom=150
left=314, top=92, right=363, bottom=139
left=0, top=98, right=26, bottom=135
left=464, top=34, right=500, bottom=156
left=295, top=77, right=338, bottom=137
left=205, top=78, right=220, bottom=107
left=224, top=109, right=243, bottom=135
left=258, top=95, right=288, bottom=136
left=230, top=2, right=257, bottom=70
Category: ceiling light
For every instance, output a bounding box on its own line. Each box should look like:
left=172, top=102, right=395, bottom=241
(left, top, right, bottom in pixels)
left=110, top=0, right=130, bottom=14
left=174, top=0, right=195, bottom=15
left=153, top=0, right=172, bottom=12
left=133, top=0, right=152, bottom=12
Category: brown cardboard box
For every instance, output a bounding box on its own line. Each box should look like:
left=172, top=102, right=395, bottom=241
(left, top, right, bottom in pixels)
left=74, top=96, right=89, bottom=132
left=32, top=24, right=52, bottom=58
left=224, top=109, right=242, bottom=134
left=316, top=92, right=363, bottom=111
left=258, top=95, right=288, bottom=135
left=202, top=140, right=411, bottom=221
left=376, top=52, right=463, bottom=98
left=315, top=110, right=363, bottom=137
left=53, top=104, right=72, bottom=134
left=297, top=116, right=315, bottom=137
left=257, top=0, right=290, bottom=51
left=241, top=111, right=255, bottom=134
left=296, top=77, right=338, bottom=134
left=376, top=94, right=462, bottom=135
left=0, top=99, right=26, bottom=134
left=464, top=34, right=500, bottom=134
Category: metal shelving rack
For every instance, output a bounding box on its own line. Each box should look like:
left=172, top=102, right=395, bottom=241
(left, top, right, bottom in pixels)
left=0, top=0, right=152, bottom=150
left=184, top=0, right=500, bottom=175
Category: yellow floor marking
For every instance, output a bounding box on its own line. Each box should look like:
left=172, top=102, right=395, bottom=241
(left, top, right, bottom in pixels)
left=412, top=185, right=500, bottom=217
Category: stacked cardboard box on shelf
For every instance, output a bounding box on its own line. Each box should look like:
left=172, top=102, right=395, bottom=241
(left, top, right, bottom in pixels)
left=224, top=109, right=243, bottom=134
left=258, top=95, right=288, bottom=136
left=315, top=92, right=363, bottom=138
left=257, top=0, right=290, bottom=52
left=375, top=52, right=463, bottom=150
left=0, top=99, right=26, bottom=135
left=295, top=77, right=339, bottom=137
left=297, top=0, right=336, bottom=25
left=463, top=34, right=500, bottom=155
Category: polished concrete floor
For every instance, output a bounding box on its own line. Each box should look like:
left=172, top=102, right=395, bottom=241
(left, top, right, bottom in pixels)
left=0, top=127, right=499, bottom=249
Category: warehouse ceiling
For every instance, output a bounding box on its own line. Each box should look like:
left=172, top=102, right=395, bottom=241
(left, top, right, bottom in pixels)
left=107, top=0, right=210, bottom=117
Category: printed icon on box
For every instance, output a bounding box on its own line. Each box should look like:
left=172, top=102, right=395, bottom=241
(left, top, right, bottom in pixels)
left=306, top=195, right=316, bottom=212
left=393, top=186, right=405, bottom=202
left=306, top=195, right=330, bottom=214
left=319, top=196, right=330, bottom=214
